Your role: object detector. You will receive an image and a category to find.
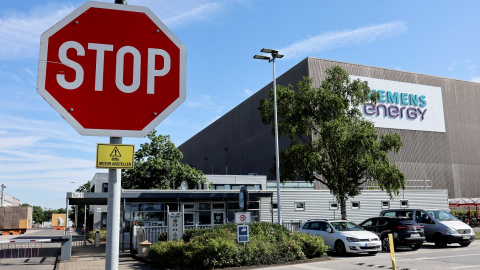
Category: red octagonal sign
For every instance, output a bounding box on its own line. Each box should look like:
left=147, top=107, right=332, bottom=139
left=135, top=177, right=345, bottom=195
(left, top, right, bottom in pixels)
left=37, top=2, right=186, bottom=137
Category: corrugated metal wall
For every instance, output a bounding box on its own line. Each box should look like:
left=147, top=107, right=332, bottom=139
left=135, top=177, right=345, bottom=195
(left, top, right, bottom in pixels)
left=261, top=189, right=449, bottom=224
left=180, top=57, right=480, bottom=199
left=307, top=57, right=480, bottom=198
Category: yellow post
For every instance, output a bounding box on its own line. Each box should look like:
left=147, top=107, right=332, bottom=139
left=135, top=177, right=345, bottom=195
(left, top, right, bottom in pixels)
left=389, top=233, right=396, bottom=269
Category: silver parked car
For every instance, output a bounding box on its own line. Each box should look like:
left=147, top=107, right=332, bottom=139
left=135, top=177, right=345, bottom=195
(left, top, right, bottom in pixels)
left=299, top=219, right=381, bottom=255
left=380, top=209, right=475, bottom=247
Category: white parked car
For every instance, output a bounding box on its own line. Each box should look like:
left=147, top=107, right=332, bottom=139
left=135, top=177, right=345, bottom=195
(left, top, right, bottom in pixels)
left=299, top=219, right=381, bottom=255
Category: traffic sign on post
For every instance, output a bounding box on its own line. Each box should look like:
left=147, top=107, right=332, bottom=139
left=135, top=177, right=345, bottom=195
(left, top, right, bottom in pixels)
left=37, top=1, right=186, bottom=137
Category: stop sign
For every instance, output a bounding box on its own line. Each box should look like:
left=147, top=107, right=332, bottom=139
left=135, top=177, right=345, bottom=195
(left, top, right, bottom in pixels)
left=37, top=2, right=186, bottom=137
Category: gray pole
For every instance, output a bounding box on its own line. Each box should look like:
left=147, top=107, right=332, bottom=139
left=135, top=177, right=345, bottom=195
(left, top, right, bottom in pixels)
left=272, top=58, right=282, bottom=225
left=65, top=199, right=69, bottom=235
left=106, top=136, right=122, bottom=270
left=84, top=205, right=87, bottom=233
left=1, top=184, right=6, bottom=207
left=106, top=2, right=126, bottom=268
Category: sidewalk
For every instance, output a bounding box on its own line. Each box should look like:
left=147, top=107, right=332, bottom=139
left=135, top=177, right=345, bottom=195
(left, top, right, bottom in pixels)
left=57, top=242, right=157, bottom=270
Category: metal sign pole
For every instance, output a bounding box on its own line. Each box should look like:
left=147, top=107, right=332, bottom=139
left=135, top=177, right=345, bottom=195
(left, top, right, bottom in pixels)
left=106, top=136, right=122, bottom=270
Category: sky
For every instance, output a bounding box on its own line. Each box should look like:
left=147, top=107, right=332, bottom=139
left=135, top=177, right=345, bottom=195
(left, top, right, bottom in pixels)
left=1, top=0, right=480, bottom=210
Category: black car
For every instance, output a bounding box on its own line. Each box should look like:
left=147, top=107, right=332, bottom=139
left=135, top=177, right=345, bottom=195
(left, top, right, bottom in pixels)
left=359, top=217, right=426, bottom=251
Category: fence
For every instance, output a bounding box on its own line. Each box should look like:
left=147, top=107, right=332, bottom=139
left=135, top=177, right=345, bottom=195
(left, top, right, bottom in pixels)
left=71, top=234, right=86, bottom=247
left=133, top=224, right=217, bottom=249
left=282, top=220, right=303, bottom=232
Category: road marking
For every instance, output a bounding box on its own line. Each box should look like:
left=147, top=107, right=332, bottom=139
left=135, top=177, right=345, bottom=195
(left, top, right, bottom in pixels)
left=292, top=264, right=334, bottom=270
left=408, top=254, right=480, bottom=260
left=450, top=266, right=480, bottom=269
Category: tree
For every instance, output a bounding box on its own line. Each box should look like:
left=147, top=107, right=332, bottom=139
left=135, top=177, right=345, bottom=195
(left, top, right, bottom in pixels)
left=122, top=130, right=207, bottom=189
left=259, top=66, right=405, bottom=220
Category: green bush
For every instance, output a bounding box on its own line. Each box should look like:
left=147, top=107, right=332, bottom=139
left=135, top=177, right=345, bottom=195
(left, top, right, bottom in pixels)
left=157, top=230, right=167, bottom=242
left=88, top=229, right=107, bottom=242
left=148, top=221, right=327, bottom=269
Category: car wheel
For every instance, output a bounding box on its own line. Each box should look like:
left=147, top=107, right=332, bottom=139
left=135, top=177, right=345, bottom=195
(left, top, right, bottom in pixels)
left=434, top=234, right=447, bottom=248
left=368, top=251, right=378, bottom=255
left=381, top=236, right=391, bottom=251
left=412, top=243, right=422, bottom=250
left=460, top=242, right=470, bottom=247
left=334, top=240, right=347, bottom=255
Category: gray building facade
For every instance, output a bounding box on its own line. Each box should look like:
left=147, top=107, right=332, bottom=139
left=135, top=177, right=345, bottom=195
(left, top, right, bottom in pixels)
left=179, top=57, right=480, bottom=199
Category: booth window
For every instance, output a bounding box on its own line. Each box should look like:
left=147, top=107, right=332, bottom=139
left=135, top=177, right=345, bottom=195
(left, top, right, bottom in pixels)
left=329, top=202, right=338, bottom=210
left=381, top=201, right=390, bottom=209
left=102, top=183, right=108, bottom=193
left=351, top=201, right=360, bottom=210
left=295, top=202, right=305, bottom=211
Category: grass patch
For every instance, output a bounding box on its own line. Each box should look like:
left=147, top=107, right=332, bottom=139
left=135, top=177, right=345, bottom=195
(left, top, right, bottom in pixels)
left=475, top=231, right=480, bottom=240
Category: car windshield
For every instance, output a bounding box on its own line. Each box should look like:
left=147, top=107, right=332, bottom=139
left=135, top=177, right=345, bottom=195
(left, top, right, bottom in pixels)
left=427, top=210, right=458, bottom=221
left=330, top=221, right=364, bottom=231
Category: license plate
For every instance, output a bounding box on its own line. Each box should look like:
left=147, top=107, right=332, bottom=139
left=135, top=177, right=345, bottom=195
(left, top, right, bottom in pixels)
left=462, top=235, right=470, bottom=240
left=365, top=243, right=376, bottom=247
left=411, top=233, right=420, bottom=238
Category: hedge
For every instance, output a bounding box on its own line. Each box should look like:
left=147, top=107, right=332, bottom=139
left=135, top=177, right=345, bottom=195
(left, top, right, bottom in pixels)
left=149, top=221, right=327, bottom=269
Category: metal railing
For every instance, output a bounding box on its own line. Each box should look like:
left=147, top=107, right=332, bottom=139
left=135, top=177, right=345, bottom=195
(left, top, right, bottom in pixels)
left=282, top=220, right=303, bottom=232
left=362, top=179, right=432, bottom=190
left=71, top=234, right=86, bottom=247
left=134, top=224, right=217, bottom=248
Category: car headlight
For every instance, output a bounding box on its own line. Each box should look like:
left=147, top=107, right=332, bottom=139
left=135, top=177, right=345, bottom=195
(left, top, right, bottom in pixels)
left=346, top=237, right=360, bottom=242
left=444, top=227, right=457, bottom=235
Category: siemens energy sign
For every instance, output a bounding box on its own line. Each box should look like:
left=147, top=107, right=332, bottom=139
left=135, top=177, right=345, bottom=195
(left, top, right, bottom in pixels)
left=352, top=76, right=446, bottom=133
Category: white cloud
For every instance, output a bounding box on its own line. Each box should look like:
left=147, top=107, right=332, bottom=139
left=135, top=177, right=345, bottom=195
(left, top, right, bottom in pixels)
left=161, top=2, right=223, bottom=28
left=243, top=88, right=254, bottom=97
left=0, top=0, right=228, bottom=60
left=447, top=59, right=476, bottom=72
left=127, top=0, right=225, bottom=28
left=0, top=4, right=75, bottom=59
left=280, top=21, right=408, bottom=60
left=471, top=77, right=480, bottom=83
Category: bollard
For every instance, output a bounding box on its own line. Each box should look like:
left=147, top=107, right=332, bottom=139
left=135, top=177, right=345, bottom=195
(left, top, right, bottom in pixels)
left=60, top=235, right=72, bottom=261
left=388, top=233, right=396, bottom=270
left=95, top=231, right=100, bottom=247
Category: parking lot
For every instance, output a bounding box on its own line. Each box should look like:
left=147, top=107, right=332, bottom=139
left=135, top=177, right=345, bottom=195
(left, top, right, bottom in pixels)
left=256, top=240, right=480, bottom=270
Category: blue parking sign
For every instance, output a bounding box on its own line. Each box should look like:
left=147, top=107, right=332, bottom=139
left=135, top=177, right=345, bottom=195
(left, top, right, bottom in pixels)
left=237, top=225, right=249, bottom=243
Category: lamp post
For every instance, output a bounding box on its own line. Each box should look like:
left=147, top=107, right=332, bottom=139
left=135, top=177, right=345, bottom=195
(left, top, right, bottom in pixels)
left=253, top=48, right=284, bottom=224
left=1, top=184, right=6, bottom=207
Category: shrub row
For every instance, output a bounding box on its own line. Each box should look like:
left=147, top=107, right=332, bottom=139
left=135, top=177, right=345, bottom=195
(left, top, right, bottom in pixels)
left=148, top=222, right=327, bottom=269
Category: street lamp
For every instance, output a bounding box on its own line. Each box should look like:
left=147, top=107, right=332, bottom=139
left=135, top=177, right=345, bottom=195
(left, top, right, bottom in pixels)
left=253, top=48, right=284, bottom=224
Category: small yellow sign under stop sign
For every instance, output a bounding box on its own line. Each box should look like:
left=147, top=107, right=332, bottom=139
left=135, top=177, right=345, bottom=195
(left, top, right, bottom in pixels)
left=96, top=144, right=135, bottom=169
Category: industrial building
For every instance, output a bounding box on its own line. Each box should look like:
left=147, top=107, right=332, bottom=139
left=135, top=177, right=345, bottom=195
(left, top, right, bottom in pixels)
left=179, top=57, right=480, bottom=199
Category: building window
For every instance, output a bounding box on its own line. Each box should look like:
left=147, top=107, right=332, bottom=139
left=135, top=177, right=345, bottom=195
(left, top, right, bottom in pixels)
left=272, top=203, right=278, bottom=209
left=329, top=201, right=338, bottom=210
left=351, top=201, right=360, bottom=210
left=295, top=202, right=305, bottom=211
left=381, top=201, right=390, bottom=209
left=102, top=183, right=108, bottom=193
left=400, top=200, right=408, bottom=208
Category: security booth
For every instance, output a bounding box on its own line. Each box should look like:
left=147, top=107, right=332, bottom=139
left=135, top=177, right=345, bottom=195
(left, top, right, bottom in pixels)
left=66, top=188, right=273, bottom=251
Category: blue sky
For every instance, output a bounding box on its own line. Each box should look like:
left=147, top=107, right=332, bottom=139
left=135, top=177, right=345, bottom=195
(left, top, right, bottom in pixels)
left=1, top=0, right=480, bottom=209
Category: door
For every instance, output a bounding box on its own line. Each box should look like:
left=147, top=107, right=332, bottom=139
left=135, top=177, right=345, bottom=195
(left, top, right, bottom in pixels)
left=317, top=221, right=335, bottom=248
left=182, top=203, right=195, bottom=226
left=415, top=210, right=435, bottom=240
